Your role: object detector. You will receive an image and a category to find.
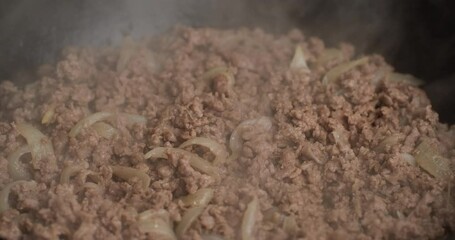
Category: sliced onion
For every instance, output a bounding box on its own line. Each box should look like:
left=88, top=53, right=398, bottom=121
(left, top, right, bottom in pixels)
left=229, top=117, right=272, bottom=161
left=145, top=147, right=219, bottom=179
left=387, top=72, right=424, bottom=86
left=60, top=166, right=84, bottom=184
left=92, top=122, right=118, bottom=139
left=196, top=67, right=235, bottom=94
left=0, top=181, right=27, bottom=213
left=241, top=197, right=259, bottom=240
left=181, top=188, right=214, bottom=208
left=322, top=57, right=369, bottom=84
left=7, top=145, right=31, bottom=181
left=41, top=104, right=56, bottom=124
left=315, top=48, right=343, bottom=66
left=290, top=45, right=309, bottom=72
left=175, top=206, right=205, bottom=238
left=413, top=139, right=453, bottom=179
left=138, top=209, right=176, bottom=240
left=117, top=113, right=147, bottom=126
left=399, top=153, right=417, bottom=166
left=179, top=138, right=228, bottom=165
left=111, top=166, right=151, bottom=189
left=283, top=216, right=298, bottom=235
left=374, top=134, right=401, bottom=153
left=16, top=122, right=55, bottom=166
left=69, top=112, right=113, bottom=137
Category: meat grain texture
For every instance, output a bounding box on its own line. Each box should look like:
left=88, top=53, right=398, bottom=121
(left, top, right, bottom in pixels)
left=0, top=27, right=454, bottom=240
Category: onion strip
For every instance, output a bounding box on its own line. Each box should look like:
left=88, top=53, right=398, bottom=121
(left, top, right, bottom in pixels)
left=179, top=138, right=228, bottom=165
left=60, top=166, right=84, bottom=184
left=241, top=196, right=259, bottom=240
left=138, top=209, right=176, bottom=240
left=69, top=112, right=113, bottom=137
left=290, top=45, right=309, bottom=72
left=16, top=122, right=55, bottom=166
left=145, top=147, right=219, bottom=179
left=7, top=145, right=31, bottom=181
left=111, top=166, right=151, bottom=189
left=41, top=104, right=56, bottom=124
left=92, top=122, right=118, bottom=139
left=322, top=57, right=369, bottom=84
left=387, top=72, right=424, bottom=86
left=229, top=117, right=272, bottom=161
left=175, top=206, right=205, bottom=238
left=0, top=181, right=27, bottom=213
left=413, top=139, right=453, bottom=179
left=180, top=188, right=214, bottom=207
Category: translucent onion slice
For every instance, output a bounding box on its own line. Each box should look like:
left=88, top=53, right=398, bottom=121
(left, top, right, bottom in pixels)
left=175, top=206, right=205, bottom=238
left=387, top=72, right=424, bottom=86
left=60, top=166, right=84, bottom=184
left=322, top=57, right=369, bottom=85
left=241, top=197, right=259, bottom=240
left=315, top=48, right=343, bottom=66
left=0, top=181, right=27, bottom=213
left=399, top=153, right=417, bottom=166
left=111, top=166, right=151, bottom=189
left=181, top=188, right=214, bottom=208
left=144, top=147, right=219, bottom=179
left=290, top=45, right=309, bottom=72
left=69, top=112, right=113, bottom=137
left=374, top=134, right=401, bottom=153
left=7, top=145, right=31, bottom=181
left=138, top=209, right=176, bottom=240
left=179, top=138, right=228, bottom=165
left=283, top=216, right=298, bottom=235
left=118, top=113, right=147, bottom=126
left=413, top=139, right=453, bottom=179
left=92, top=122, right=118, bottom=139
left=41, top=104, right=56, bottom=124
left=229, top=117, right=272, bottom=161
left=16, top=122, right=55, bottom=165
left=196, top=67, right=235, bottom=94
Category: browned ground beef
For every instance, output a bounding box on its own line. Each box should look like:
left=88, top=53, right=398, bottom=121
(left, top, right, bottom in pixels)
left=0, top=27, right=454, bottom=240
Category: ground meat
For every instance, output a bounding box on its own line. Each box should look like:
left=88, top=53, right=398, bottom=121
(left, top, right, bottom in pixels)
left=0, top=26, right=454, bottom=239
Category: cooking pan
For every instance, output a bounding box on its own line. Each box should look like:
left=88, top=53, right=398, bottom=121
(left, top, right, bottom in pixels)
left=0, top=0, right=454, bottom=239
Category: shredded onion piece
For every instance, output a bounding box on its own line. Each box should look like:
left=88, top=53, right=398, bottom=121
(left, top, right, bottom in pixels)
left=60, top=166, right=84, bottom=184
left=413, top=139, right=453, bottom=179
left=7, top=146, right=31, bottom=181
left=118, top=113, right=147, bottom=125
left=16, top=122, right=55, bottom=166
left=111, top=166, right=151, bottom=189
left=181, top=188, right=214, bottom=208
left=176, top=206, right=205, bottom=238
left=179, top=138, right=228, bottom=165
left=241, top=196, right=259, bottom=240
left=322, top=57, right=369, bottom=84
left=69, top=112, right=113, bottom=137
left=399, top=153, right=417, bottom=166
left=316, top=48, right=343, bottom=66
left=196, top=67, right=235, bottom=94
left=290, top=45, right=309, bottom=72
left=0, top=181, right=26, bottom=213
left=283, top=216, right=298, bottom=235
left=138, top=209, right=176, bottom=240
left=41, top=104, right=56, bottom=124
left=387, top=72, right=424, bottom=86
left=374, top=134, right=401, bottom=153
left=92, top=122, right=118, bottom=139
left=145, top=147, right=219, bottom=179
left=229, top=117, right=272, bottom=161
